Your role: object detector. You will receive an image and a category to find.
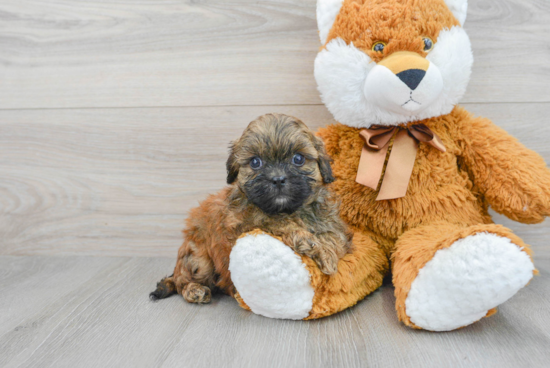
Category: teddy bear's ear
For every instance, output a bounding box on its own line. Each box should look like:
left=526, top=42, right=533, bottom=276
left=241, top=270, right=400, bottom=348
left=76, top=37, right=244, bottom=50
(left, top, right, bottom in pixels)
left=444, top=0, right=468, bottom=26
left=317, top=0, right=345, bottom=45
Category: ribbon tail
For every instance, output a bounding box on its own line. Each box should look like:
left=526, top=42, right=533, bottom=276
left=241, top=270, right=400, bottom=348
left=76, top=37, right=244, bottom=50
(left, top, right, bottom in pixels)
left=431, top=133, right=446, bottom=153
left=355, top=143, right=389, bottom=190
left=409, top=124, right=446, bottom=153
left=376, top=130, right=418, bottom=200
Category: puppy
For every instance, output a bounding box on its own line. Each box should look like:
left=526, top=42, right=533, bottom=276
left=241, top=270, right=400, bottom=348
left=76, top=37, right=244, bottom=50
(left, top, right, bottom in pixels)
left=150, top=113, right=352, bottom=304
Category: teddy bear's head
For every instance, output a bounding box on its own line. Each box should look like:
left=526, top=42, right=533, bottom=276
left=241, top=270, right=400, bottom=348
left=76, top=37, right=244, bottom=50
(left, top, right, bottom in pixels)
left=314, top=0, right=472, bottom=127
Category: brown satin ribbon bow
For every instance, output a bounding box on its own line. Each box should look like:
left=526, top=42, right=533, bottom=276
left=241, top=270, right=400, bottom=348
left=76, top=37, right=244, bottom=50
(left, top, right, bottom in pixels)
left=355, top=124, right=446, bottom=201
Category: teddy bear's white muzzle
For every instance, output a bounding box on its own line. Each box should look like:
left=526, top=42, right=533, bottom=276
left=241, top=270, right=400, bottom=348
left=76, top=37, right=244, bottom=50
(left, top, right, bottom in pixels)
left=364, top=62, right=444, bottom=115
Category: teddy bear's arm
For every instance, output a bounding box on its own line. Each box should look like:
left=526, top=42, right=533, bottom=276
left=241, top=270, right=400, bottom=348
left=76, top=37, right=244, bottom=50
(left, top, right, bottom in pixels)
left=458, top=115, right=550, bottom=224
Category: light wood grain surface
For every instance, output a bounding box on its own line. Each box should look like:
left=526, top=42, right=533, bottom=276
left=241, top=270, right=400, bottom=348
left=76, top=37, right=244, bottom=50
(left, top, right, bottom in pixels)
left=0, top=0, right=549, bottom=109
left=0, top=255, right=549, bottom=368
left=1, top=0, right=550, bottom=367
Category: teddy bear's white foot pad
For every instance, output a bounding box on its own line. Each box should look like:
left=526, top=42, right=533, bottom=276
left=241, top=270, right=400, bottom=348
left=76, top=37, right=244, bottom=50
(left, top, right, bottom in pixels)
left=405, top=233, right=534, bottom=331
left=229, top=233, right=314, bottom=320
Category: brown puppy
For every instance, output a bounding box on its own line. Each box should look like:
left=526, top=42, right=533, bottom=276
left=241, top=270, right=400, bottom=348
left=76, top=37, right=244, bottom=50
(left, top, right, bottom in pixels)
left=150, top=113, right=352, bottom=304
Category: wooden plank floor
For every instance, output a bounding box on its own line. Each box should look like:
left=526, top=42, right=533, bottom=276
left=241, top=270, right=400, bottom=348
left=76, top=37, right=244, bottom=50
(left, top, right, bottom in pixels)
left=1, top=0, right=550, bottom=367
left=0, top=0, right=549, bottom=109
left=1, top=256, right=549, bottom=368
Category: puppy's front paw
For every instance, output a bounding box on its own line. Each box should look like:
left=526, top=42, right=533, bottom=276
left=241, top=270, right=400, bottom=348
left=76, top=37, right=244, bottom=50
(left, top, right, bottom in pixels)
left=312, top=248, right=339, bottom=275
left=293, top=236, right=316, bottom=255
left=183, top=282, right=212, bottom=304
left=294, top=238, right=338, bottom=275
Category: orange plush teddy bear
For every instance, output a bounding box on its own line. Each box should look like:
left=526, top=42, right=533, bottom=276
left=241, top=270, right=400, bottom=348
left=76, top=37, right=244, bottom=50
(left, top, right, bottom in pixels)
left=228, top=0, right=550, bottom=331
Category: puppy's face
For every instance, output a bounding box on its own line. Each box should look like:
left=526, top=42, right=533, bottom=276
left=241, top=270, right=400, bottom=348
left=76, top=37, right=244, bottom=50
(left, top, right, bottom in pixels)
left=226, top=114, right=334, bottom=215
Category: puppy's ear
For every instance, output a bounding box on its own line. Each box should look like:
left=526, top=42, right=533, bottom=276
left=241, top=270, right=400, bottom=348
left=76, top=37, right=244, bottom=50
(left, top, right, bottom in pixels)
left=313, top=136, right=335, bottom=184
left=226, top=142, right=239, bottom=184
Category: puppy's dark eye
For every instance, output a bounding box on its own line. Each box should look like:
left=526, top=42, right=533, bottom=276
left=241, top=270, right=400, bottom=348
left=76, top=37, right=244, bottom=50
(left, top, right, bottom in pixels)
left=292, top=153, right=305, bottom=167
left=250, top=157, right=263, bottom=170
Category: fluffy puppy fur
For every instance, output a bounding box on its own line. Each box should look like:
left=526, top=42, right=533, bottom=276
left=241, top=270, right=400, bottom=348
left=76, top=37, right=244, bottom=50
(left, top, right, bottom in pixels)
left=150, top=113, right=352, bottom=304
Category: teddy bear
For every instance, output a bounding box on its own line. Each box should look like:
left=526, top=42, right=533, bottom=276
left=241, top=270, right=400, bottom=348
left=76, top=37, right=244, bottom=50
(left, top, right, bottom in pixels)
left=228, top=0, right=550, bottom=331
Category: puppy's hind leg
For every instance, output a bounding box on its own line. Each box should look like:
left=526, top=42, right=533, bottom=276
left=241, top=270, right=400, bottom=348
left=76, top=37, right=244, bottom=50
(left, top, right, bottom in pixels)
left=174, top=240, right=216, bottom=304
left=149, top=274, right=177, bottom=301
left=182, top=282, right=212, bottom=304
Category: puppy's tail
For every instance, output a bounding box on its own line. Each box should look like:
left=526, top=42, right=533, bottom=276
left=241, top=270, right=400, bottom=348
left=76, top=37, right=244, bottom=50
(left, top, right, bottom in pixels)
left=149, top=274, right=177, bottom=301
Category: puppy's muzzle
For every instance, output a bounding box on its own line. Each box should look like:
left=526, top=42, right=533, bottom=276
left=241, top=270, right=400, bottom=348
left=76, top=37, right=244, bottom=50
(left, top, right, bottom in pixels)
left=271, top=176, right=287, bottom=189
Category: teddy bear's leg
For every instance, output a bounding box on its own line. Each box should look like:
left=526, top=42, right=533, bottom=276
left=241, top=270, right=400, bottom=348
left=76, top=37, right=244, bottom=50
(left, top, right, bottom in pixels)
left=392, top=223, right=536, bottom=331
left=229, top=231, right=316, bottom=319
left=305, top=228, right=389, bottom=319
left=229, top=229, right=389, bottom=320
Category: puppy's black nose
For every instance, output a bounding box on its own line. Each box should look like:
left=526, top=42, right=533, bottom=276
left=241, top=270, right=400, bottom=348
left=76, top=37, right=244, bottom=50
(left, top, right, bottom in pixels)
left=271, top=176, right=286, bottom=187
left=396, top=69, right=426, bottom=90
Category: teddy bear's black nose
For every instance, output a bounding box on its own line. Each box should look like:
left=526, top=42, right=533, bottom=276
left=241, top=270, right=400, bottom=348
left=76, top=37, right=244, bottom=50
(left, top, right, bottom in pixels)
left=396, top=69, right=426, bottom=90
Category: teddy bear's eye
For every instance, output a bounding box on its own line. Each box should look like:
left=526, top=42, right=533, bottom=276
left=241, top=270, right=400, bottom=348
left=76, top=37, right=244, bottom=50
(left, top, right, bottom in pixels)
left=423, top=37, right=434, bottom=52
left=250, top=157, right=263, bottom=170
left=372, top=42, right=386, bottom=53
